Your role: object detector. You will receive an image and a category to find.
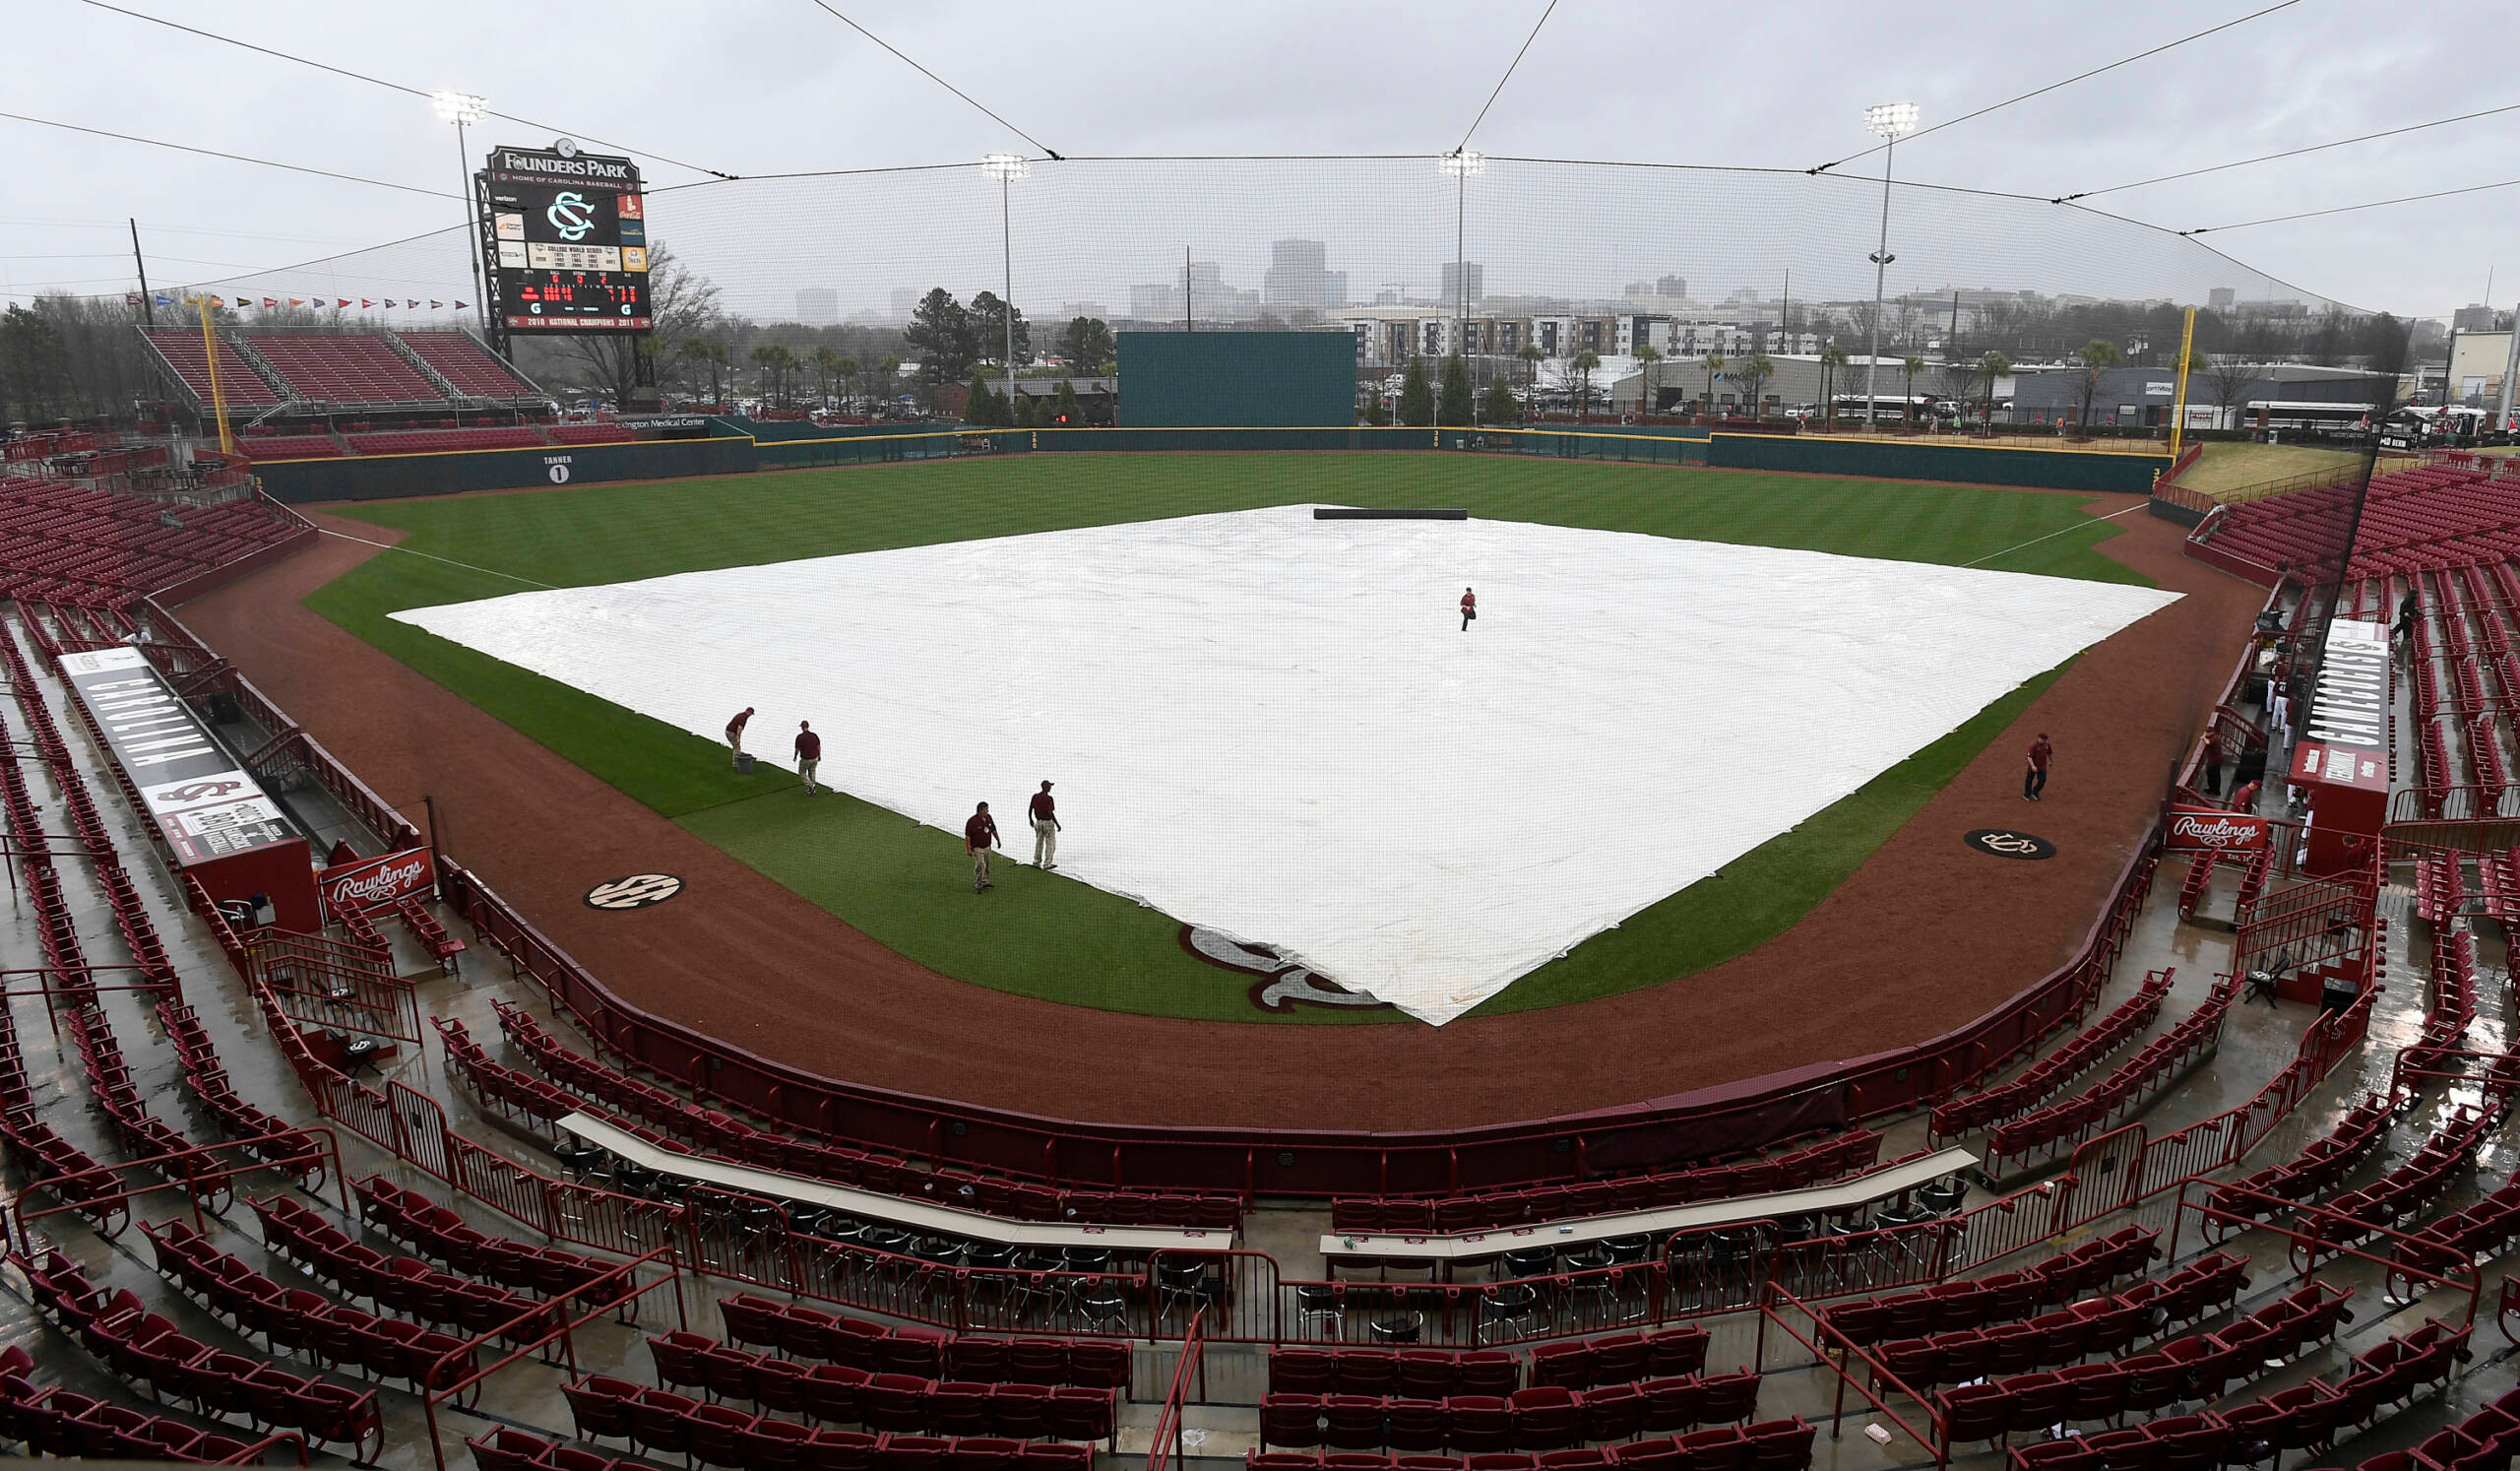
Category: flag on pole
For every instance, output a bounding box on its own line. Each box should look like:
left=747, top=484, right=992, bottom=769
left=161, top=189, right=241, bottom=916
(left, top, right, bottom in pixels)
left=454, top=300, right=468, bottom=309
left=429, top=300, right=442, bottom=309
left=361, top=299, right=373, bottom=308
left=288, top=298, right=304, bottom=307
left=155, top=294, right=172, bottom=307
left=262, top=297, right=277, bottom=307
left=336, top=298, right=349, bottom=307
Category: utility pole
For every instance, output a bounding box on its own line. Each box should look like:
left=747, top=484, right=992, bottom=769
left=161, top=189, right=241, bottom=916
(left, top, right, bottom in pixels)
left=2497, top=307, right=2520, bottom=434
left=129, top=220, right=154, bottom=327
left=1183, top=247, right=1192, bottom=334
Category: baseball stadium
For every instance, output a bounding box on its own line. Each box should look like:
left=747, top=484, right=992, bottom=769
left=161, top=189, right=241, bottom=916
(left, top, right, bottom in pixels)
left=2, top=10, right=2518, bottom=1471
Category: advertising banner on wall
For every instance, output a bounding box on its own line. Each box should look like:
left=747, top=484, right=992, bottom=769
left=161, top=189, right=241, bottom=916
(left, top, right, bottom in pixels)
left=319, top=847, right=437, bottom=916
left=2167, top=805, right=2273, bottom=853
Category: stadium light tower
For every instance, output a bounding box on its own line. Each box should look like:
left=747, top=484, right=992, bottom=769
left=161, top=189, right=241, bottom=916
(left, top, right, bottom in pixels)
left=981, top=153, right=1030, bottom=420
left=432, top=92, right=490, bottom=334
left=1860, top=100, right=1919, bottom=433
left=1441, top=150, right=1484, bottom=400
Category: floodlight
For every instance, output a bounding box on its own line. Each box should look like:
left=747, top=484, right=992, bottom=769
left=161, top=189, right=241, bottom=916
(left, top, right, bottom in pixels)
left=431, top=91, right=488, bottom=125
left=1863, top=101, right=1920, bottom=139
left=981, top=153, right=1030, bottom=182
left=1439, top=150, right=1486, bottom=177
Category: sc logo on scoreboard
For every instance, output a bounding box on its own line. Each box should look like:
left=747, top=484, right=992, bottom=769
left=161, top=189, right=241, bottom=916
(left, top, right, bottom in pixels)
left=545, top=191, right=597, bottom=242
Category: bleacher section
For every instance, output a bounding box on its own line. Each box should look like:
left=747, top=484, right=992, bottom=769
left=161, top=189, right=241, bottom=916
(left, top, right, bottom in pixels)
left=399, top=330, right=540, bottom=398
left=2195, top=460, right=2520, bottom=581
left=546, top=422, right=639, bottom=445
left=243, top=334, right=440, bottom=406
left=348, top=426, right=546, bottom=456
left=0, top=476, right=310, bottom=606
left=138, top=330, right=282, bottom=407
left=230, top=433, right=343, bottom=461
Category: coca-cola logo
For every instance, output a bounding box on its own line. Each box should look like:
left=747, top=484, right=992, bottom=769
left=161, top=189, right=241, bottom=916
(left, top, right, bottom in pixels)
left=2169, top=810, right=2269, bottom=851
left=322, top=849, right=434, bottom=912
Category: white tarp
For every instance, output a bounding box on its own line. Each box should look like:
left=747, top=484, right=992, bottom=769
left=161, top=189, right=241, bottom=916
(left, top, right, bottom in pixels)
left=395, top=505, right=2179, bottom=1024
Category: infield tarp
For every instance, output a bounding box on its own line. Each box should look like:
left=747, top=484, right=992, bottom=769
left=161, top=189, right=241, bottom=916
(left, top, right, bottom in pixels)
left=394, top=505, right=2179, bottom=1025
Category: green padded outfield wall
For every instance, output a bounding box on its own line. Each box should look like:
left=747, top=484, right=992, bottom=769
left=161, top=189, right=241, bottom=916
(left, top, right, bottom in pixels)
left=1119, top=331, right=1356, bottom=427
left=1706, top=433, right=2168, bottom=493
left=251, top=437, right=759, bottom=502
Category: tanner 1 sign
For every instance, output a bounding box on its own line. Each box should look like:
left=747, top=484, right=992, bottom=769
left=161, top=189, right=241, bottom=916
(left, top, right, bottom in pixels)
left=2167, top=806, right=2273, bottom=852
left=319, top=847, right=436, bottom=915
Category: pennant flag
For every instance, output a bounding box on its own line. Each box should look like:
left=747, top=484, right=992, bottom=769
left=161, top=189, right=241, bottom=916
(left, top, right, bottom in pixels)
left=454, top=300, right=467, bottom=309
left=288, top=298, right=304, bottom=307
left=429, top=300, right=442, bottom=309
left=361, top=299, right=373, bottom=308
left=262, top=297, right=277, bottom=307
left=155, top=294, right=172, bottom=306
left=337, top=298, right=350, bottom=308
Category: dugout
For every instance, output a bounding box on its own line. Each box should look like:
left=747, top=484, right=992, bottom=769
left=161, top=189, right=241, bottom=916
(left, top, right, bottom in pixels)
left=1119, top=331, right=1356, bottom=427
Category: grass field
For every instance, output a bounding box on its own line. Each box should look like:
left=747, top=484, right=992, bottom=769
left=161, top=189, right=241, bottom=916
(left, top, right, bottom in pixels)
left=309, top=451, right=2149, bottom=1024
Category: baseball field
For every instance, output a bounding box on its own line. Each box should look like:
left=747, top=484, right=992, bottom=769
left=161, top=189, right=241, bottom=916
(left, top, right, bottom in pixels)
left=303, top=450, right=2154, bottom=1024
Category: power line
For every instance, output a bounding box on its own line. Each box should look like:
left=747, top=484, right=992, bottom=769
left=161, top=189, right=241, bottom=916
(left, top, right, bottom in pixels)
left=73, top=0, right=738, bottom=179
left=2059, top=100, right=2520, bottom=202
left=1809, top=0, right=2302, bottom=173
left=798, top=0, right=1061, bottom=160
left=2182, top=175, right=2520, bottom=235
left=0, top=110, right=463, bottom=199
left=1455, top=0, right=1559, bottom=154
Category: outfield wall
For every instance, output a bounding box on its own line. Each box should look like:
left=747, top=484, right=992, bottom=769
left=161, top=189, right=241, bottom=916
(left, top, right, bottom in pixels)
left=249, top=423, right=2160, bottom=502
left=1708, top=432, right=2170, bottom=492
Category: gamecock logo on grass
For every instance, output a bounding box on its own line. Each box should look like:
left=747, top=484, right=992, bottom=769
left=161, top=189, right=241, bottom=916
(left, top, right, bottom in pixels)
left=321, top=847, right=436, bottom=915
left=2167, top=806, right=2271, bottom=853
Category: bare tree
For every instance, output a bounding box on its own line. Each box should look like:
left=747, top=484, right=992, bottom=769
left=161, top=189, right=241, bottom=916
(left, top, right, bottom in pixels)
left=541, top=242, right=722, bottom=408
left=2203, top=352, right=2256, bottom=432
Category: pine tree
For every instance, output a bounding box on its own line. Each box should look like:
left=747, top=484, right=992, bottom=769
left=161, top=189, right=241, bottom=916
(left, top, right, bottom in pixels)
left=1360, top=392, right=1390, bottom=426
left=966, top=374, right=1003, bottom=427
left=1397, top=356, right=1435, bottom=427
left=1480, top=379, right=1520, bottom=425
left=1437, top=352, right=1475, bottom=425
left=1053, top=376, right=1082, bottom=425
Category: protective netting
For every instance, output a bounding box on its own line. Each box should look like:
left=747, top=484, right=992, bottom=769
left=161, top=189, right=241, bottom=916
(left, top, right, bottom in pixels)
left=178, top=156, right=2348, bottom=330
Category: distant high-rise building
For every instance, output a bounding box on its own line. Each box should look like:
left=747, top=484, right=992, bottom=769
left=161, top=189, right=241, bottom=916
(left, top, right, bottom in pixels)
left=1264, top=239, right=1346, bottom=310
left=2453, top=303, right=2499, bottom=332
left=1129, top=261, right=1260, bottom=322
left=2208, top=288, right=2236, bottom=310
left=1439, top=261, right=1485, bottom=306
left=1657, top=275, right=1687, bottom=299
left=889, top=287, right=922, bottom=322
left=794, top=288, right=839, bottom=327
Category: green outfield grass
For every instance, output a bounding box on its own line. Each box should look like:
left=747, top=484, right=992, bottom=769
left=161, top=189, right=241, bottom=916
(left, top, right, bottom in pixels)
left=308, top=451, right=2148, bottom=1023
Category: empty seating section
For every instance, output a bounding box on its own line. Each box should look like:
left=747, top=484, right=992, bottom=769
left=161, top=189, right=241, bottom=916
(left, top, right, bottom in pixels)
left=1329, top=1132, right=1883, bottom=1235
left=244, top=333, right=441, bottom=405
left=141, top=329, right=281, bottom=406
left=0, top=1340, right=270, bottom=1462
left=1814, top=1229, right=2165, bottom=1351
left=2407, top=927, right=2478, bottom=1070
left=1247, top=1423, right=1816, bottom=1471
left=565, top=1372, right=1103, bottom=1470
left=547, top=421, right=639, bottom=444
left=1982, top=976, right=2239, bottom=1174
left=718, top=1294, right=1129, bottom=1390
left=2205, top=1092, right=2390, bottom=1220
left=354, top=1176, right=614, bottom=1300
left=487, top=999, right=1243, bottom=1230
left=2200, top=461, right=2520, bottom=581
left=1997, top=1317, right=2470, bottom=1470
left=14, top=1246, right=384, bottom=1460
left=349, top=425, right=546, bottom=455
left=0, top=477, right=305, bottom=606
left=1928, top=970, right=2174, bottom=1142
left=232, top=432, right=344, bottom=461
left=399, top=330, right=540, bottom=398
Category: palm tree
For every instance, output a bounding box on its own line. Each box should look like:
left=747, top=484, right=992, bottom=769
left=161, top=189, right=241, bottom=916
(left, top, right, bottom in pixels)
left=1818, top=344, right=1850, bottom=430
left=1902, top=354, right=1925, bottom=431
left=1633, top=344, right=1663, bottom=419
left=1567, top=349, right=1602, bottom=421
left=1740, top=352, right=1775, bottom=418
left=811, top=347, right=844, bottom=408
left=1699, top=352, right=1725, bottom=417
left=834, top=356, right=859, bottom=413
left=1518, top=342, right=1545, bottom=402
left=678, top=339, right=729, bottom=407
left=748, top=344, right=783, bottom=407
left=1978, top=352, right=2012, bottom=434
left=2075, top=339, right=2122, bottom=434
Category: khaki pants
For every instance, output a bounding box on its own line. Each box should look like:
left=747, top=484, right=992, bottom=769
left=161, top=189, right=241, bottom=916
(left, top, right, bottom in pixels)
left=797, top=758, right=818, bottom=794
left=1033, top=817, right=1057, bottom=867
left=972, top=847, right=992, bottom=886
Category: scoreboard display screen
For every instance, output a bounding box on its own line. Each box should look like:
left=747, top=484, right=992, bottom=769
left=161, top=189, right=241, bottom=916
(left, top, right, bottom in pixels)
left=481, top=144, right=652, bottom=332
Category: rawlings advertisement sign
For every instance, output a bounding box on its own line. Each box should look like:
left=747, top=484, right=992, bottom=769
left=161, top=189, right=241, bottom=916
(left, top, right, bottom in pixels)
left=2167, top=806, right=2272, bottom=853
left=320, top=847, right=436, bottom=915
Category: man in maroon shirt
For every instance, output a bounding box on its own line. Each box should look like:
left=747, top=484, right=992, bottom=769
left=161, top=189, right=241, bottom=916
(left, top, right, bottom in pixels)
left=2024, top=734, right=2052, bottom=801
left=725, top=707, right=754, bottom=768
left=966, top=801, right=1001, bottom=891
left=1460, top=586, right=1477, bottom=632
left=2199, top=730, right=2223, bottom=797
left=793, top=721, right=822, bottom=795
left=1028, top=781, right=1060, bottom=869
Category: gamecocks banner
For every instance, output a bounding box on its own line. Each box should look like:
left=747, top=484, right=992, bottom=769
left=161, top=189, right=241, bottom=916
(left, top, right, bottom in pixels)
left=320, top=847, right=437, bottom=915
left=2167, top=806, right=2272, bottom=853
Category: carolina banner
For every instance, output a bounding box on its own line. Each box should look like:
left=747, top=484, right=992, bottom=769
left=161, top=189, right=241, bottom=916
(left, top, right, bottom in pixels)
left=2167, top=805, right=2272, bottom=853
left=320, top=846, right=437, bottom=915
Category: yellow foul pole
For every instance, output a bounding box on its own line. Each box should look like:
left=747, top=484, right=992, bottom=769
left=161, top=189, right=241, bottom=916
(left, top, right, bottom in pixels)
left=198, top=293, right=232, bottom=457
left=2168, top=305, right=2197, bottom=464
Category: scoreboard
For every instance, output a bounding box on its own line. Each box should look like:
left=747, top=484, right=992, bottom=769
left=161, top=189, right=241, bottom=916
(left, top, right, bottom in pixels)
left=479, top=143, right=652, bottom=333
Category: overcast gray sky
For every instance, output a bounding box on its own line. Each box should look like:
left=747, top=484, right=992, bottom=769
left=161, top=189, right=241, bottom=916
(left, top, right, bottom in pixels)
left=7, top=0, right=2513, bottom=320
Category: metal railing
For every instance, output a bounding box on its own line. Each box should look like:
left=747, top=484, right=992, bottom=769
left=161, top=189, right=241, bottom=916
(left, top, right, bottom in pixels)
left=1145, top=1311, right=1208, bottom=1471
